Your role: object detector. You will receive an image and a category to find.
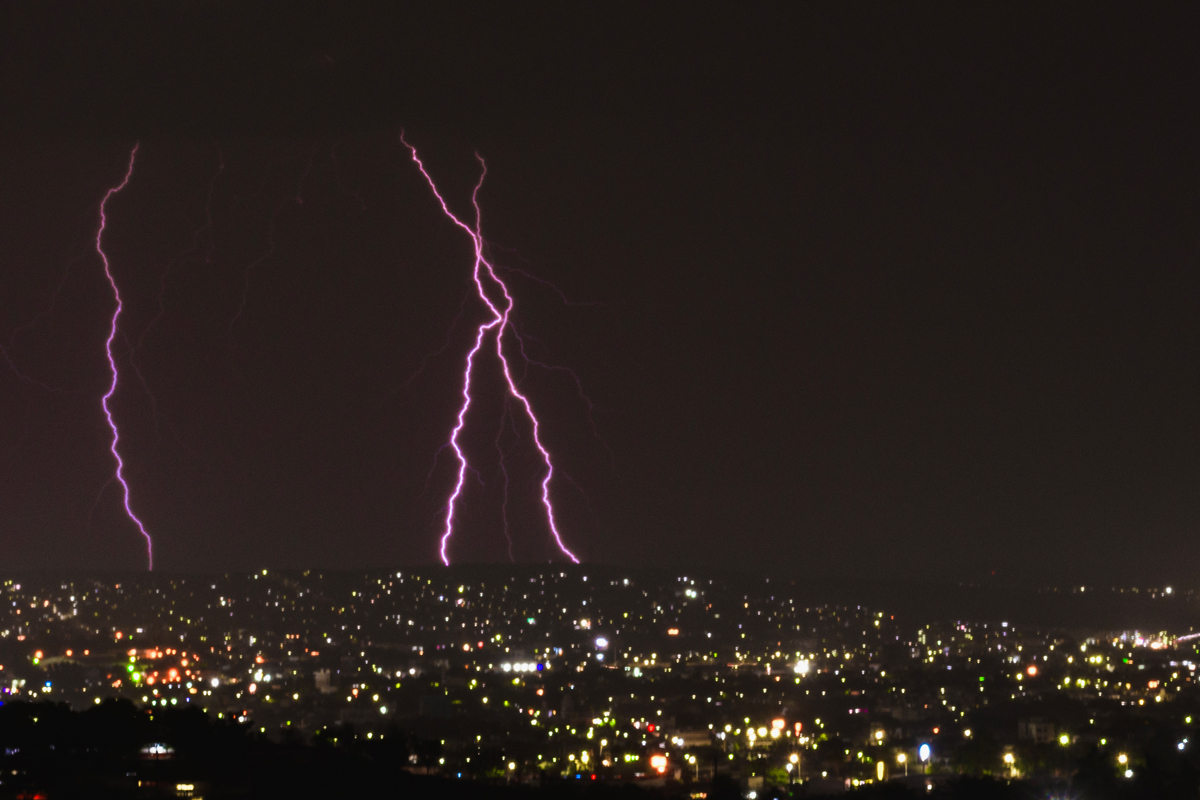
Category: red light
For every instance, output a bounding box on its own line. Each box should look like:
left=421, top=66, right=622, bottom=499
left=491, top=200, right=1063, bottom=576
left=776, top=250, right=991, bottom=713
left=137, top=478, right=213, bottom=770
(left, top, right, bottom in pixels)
left=647, top=724, right=655, bottom=732
left=932, top=727, right=940, bottom=734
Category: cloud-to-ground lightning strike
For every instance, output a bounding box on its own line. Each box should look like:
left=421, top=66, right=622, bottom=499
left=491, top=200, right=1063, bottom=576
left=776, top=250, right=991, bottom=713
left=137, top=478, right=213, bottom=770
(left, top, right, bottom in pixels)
left=96, top=144, right=154, bottom=570
left=402, top=136, right=580, bottom=566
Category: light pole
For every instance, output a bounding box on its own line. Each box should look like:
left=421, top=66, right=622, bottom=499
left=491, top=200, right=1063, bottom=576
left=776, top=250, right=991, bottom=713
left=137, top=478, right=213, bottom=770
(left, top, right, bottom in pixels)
left=897, top=753, right=907, bottom=777
left=789, top=752, right=799, bottom=784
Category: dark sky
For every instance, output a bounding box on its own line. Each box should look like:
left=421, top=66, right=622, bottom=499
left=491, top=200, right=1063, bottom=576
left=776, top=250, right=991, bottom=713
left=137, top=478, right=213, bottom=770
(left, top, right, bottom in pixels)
left=0, top=4, right=1197, bottom=582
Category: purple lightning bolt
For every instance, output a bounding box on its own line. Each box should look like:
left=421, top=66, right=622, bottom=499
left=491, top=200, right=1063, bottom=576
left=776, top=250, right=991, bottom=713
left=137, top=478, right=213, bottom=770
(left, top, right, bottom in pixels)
left=95, top=143, right=154, bottom=570
left=402, top=135, right=580, bottom=566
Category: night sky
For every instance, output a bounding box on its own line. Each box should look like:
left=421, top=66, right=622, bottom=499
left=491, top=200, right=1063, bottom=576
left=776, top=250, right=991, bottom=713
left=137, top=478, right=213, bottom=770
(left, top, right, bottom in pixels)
left=0, top=5, right=1197, bottom=582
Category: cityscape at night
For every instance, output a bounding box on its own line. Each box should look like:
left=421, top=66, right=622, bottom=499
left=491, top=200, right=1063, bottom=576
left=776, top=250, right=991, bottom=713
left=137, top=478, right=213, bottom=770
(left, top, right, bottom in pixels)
left=0, top=569, right=1198, bottom=796
left=2, top=3, right=1200, bottom=798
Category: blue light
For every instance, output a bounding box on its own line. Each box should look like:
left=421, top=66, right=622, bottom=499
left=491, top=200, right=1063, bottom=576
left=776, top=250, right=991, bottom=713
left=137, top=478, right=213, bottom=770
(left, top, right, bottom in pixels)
left=536, top=663, right=545, bottom=672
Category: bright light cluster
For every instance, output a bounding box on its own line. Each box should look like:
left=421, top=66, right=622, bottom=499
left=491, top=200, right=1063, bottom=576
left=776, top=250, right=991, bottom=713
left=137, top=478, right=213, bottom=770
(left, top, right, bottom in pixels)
left=502, top=662, right=545, bottom=673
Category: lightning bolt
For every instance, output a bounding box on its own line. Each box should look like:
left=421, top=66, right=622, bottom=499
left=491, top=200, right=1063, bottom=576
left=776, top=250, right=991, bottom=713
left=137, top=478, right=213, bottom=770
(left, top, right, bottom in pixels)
left=402, top=134, right=580, bottom=566
left=128, top=148, right=227, bottom=443
left=95, top=143, right=154, bottom=570
left=495, top=399, right=515, bottom=562
left=229, top=145, right=316, bottom=343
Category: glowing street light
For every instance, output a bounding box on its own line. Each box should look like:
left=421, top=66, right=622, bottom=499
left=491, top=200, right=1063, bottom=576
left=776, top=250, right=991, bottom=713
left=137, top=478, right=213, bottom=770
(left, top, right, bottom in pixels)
left=897, top=752, right=908, bottom=777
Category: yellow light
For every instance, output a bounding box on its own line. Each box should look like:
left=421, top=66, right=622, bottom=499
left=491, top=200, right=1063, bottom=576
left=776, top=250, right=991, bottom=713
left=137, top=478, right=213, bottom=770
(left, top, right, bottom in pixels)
left=789, top=754, right=799, bottom=764
left=897, top=754, right=907, bottom=764
left=1118, top=754, right=1128, bottom=765
left=649, top=754, right=668, bottom=774
left=1003, top=753, right=1014, bottom=765
left=1059, top=734, right=1070, bottom=746
left=876, top=761, right=884, bottom=781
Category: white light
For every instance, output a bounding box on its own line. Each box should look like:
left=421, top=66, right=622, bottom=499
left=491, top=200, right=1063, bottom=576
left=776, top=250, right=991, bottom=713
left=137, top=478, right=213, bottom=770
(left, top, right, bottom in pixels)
left=595, top=637, right=609, bottom=649
left=1125, top=769, right=1133, bottom=778
left=210, top=678, right=219, bottom=687
left=794, top=660, right=810, bottom=675
left=919, top=744, right=930, bottom=762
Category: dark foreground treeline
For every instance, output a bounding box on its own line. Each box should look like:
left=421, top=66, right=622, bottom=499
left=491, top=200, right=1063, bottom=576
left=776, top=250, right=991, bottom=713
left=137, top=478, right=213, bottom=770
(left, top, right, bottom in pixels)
left=0, top=700, right=1193, bottom=800
left=0, top=700, right=655, bottom=800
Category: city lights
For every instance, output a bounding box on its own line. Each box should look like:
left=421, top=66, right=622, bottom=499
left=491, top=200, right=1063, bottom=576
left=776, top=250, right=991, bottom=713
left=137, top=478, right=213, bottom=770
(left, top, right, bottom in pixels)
left=0, top=569, right=1188, bottom=790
